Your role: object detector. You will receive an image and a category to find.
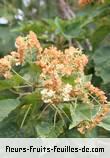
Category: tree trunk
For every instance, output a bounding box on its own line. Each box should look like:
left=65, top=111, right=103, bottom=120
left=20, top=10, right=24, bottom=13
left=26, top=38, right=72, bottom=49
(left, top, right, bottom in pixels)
left=56, top=0, right=75, bottom=19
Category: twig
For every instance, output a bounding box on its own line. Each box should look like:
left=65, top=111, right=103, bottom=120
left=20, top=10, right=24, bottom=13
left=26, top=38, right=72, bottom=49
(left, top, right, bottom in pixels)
left=20, top=104, right=32, bottom=128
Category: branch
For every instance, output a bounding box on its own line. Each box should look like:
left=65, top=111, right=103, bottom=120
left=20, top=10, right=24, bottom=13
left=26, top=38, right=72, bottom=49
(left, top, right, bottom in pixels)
left=56, top=0, right=75, bottom=19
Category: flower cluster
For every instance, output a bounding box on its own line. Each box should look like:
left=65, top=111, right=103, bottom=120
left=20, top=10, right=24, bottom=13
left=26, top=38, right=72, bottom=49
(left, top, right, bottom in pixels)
left=37, top=46, right=88, bottom=104
left=77, top=82, right=109, bottom=134
left=0, top=51, right=20, bottom=78
left=0, top=31, right=41, bottom=78
left=78, top=0, right=104, bottom=6
left=0, top=31, right=109, bottom=134
left=0, top=57, right=11, bottom=78
left=15, top=31, right=42, bottom=64
left=78, top=0, right=93, bottom=6
left=78, top=104, right=110, bottom=134
left=85, top=82, right=107, bottom=104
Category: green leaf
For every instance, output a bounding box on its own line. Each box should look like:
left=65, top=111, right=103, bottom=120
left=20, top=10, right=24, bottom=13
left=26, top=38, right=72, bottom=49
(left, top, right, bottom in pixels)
left=63, top=128, right=84, bottom=138
left=17, top=122, right=36, bottom=138
left=0, top=26, right=17, bottom=56
left=20, top=63, right=41, bottom=83
left=55, top=17, right=85, bottom=39
left=0, top=80, right=14, bottom=91
left=90, top=24, right=110, bottom=49
left=61, top=75, right=76, bottom=86
left=0, top=99, right=20, bottom=122
left=0, top=75, right=24, bottom=91
left=21, top=92, right=42, bottom=120
left=35, top=121, right=64, bottom=138
left=85, top=128, right=99, bottom=138
left=69, top=103, right=91, bottom=129
left=93, top=46, right=110, bottom=84
left=22, top=92, right=42, bottom=106
left=0, top=108, right=20, bottom=138
left=98, top=113, right=110, bottom=131
left=0, top=120, right=18, bottom=138
left=0, top=90, right=17, bottom=100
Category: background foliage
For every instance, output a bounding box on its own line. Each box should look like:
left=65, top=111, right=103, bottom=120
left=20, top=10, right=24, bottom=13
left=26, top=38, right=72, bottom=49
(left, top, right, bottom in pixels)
left=0, top=0, right=110, bottom=137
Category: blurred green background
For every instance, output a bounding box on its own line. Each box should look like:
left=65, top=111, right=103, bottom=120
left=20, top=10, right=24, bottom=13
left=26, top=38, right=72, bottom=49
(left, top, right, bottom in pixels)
left=0, top=0, right=110, bottom=138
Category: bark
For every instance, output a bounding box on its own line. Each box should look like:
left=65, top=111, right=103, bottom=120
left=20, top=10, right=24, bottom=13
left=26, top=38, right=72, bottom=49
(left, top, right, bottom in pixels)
left=56, top=0, right=75, bottom=19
